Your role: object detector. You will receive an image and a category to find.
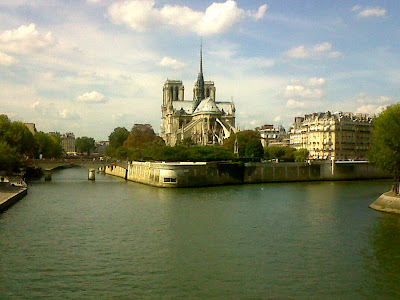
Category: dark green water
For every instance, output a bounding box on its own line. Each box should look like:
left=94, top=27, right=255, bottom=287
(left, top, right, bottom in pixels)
left=1, top=167, right=400, bottom=299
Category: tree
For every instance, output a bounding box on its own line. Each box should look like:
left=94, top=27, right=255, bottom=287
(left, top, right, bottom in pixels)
left=76, top=137, right=96, bottom=155
left=368, top=104, right=400, bottom=194
left=0, top=114, right=11, bottom=139
left=245, top=138, right=264, bottom=161
left=0, top=141, right=22, bottom=173
left=3, top=121, right=36, bottom=157
left=35, top=132, right=63, bottom=158
left=224, top=130, right=260, bottom=157
left=109, top=127, right=129, bottom=149
left=294, top=149, right=309, bottom=162
left=124, top=124, right=164, bottom=149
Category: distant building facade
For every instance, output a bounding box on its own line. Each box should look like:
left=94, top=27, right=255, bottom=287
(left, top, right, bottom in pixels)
left=256, top=124, right=288, bottom=147
left=160, top=47, right=237, bottom=146
left=95, top=141, right=109, bottom=156
left=60, top=132, right=76, bottom=153
left=289, top=111, right=373, bottom=160
left=24, top=123, right=37, bottom=135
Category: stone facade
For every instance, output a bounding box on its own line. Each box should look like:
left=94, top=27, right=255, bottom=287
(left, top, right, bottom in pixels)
left=289, top=111, right=373, bottom=160
left=24, top=123, right=37, bottom=135
left=256, top=124, right=288, bottom=147
left=60, top=132, right=76, bottom=153
left=160, top=47, right=237, bottom=146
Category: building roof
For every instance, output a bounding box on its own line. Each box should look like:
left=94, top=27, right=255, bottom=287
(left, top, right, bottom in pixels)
left=194, top=97, right=221, bottom=114
left=171, top=99, right=234, bottom=116
left=172, top=101, right=194, bottom=114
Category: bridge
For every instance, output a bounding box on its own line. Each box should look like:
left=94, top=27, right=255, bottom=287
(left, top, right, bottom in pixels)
left=27, top=159, right=128, bottom=181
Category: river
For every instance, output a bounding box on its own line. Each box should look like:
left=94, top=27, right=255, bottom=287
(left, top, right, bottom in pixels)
left=1, top=167, right=399, bottom=299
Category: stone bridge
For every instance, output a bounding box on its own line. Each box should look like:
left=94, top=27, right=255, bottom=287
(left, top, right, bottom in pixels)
left=27, top=159, right=128, bottom=181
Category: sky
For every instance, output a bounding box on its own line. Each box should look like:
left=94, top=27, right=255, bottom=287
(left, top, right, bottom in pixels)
left=0, top=0, right=399, bottom=140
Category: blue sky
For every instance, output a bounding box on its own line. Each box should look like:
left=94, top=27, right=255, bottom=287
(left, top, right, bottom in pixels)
left=0, top=0, right=399, bottom=140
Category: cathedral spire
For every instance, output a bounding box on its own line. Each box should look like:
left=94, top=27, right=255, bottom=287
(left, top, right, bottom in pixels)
left=193, top=40, right=205, bottom=109
left=200, top=39, right=203, bottom=75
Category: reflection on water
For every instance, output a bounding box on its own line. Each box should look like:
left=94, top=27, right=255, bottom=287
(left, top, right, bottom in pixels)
left=361, top=213, right=400, bottom=298
left=0, top=167, right=398, bottom=298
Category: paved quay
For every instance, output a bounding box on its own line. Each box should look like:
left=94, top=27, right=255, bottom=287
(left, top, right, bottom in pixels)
left=0, top=186, right=27, bottom=212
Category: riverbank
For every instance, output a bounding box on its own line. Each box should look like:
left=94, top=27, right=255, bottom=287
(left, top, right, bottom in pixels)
left=101, top=160, right=390, bottom=188
left=369, top=191, right=400, bottom=214
left=0, top=187, right=27, bottom=213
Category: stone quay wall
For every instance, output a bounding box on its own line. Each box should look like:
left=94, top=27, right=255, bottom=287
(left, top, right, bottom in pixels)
left=0, top=188, right=28, bottom=212
left=101, top=161, right=389, bottom=188
left=245, top=161, right=388, bottom=183
left=103, top=161, right=244, bottom=188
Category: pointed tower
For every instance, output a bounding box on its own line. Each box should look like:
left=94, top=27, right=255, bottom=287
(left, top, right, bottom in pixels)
left=193, top=42, right=205, bottom=110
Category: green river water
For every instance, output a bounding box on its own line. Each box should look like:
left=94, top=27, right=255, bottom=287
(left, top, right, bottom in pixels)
left=1, top=167, right=399, bottom=299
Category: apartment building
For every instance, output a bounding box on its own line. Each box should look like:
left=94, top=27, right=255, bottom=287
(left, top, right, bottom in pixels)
left=289, top=111, right=373, bottom=160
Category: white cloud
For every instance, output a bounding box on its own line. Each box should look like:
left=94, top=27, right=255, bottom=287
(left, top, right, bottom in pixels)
left=107, top=0, right=267, bottom=36
left=273, top=116, right=281, bottom=123
left=285, top=42, right=342, bottom=59
left=286, top=99, right=305, bottom=109
left=0, top=51, right=18, bottom=66
left=307, top=77, right=326, bottom=86
left=59, top=109, right=81, bottom=120
left=76, top=91, right=108, bottom=103
left=31, top=101, right=40, bottom=109
left=355, top=94, right=395, bottom=115
left=249, top=4, right=268, bottom=20
left=352, top=5, right=386, bottom=17
left=87, top=0, right=101, bottom=3
left=356, top=93, right=393, bottom=105
left=107, top=0, right=159, bottom=32
left=0, top=23, right=57, bottom=54
left=284, top=85, right=323, bottom=99
left=159, top=57, right=185, bottom=69
left=356, top=104, right=386, bottom=115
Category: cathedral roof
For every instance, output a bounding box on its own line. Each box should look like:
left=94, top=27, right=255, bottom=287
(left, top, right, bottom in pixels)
left=194, top=97, right=221, bottom=115
left=172, top=101, right=194, bottom=114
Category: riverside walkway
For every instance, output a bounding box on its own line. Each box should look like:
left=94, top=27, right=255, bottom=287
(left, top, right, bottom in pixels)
left=0, top=186, right=27, bottom=212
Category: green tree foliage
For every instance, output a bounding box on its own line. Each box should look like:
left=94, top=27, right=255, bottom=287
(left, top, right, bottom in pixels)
left=224, top=130, right=260, bottom=157
left=76, top=136, right=96, bottom=155
left=367, top=104, right=400, bottom=193
left=264, top=146, right=297, bottom=162
left=294, top=149, right=309, bottom=162
left=106, top=127, right=129, bottom=157
left=0, top=114, right=11, bottom=138
left=4, top=121, right=36, bottom=156
left=35, top=132, right=63, bottom=158
left=106, top=124, right=236, bottom=162
left=0, top=141, right=22, bottom=173
left=109, top=127, right=129, bottom=149
left=144, top=145, right=235, bottom=162
left=124, top=124, right=163, bottom=149
left=245, top=138, right=264, bottom=160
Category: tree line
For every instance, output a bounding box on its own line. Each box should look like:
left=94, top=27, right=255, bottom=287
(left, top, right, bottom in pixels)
left=106, top=125, right=309, bottom=163
left=0, top=115, right=64, bottom=173
left=0, top=114, right=100, bottom=174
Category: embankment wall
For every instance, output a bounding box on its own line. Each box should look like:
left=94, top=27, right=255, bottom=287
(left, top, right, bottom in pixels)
left=0, top=188, right=28, bottom=212
left=101, top=161, right=389, bottom=188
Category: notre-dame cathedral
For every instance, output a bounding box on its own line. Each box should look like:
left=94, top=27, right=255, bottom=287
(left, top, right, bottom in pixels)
left=160, top=47, right=237, bottom=146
